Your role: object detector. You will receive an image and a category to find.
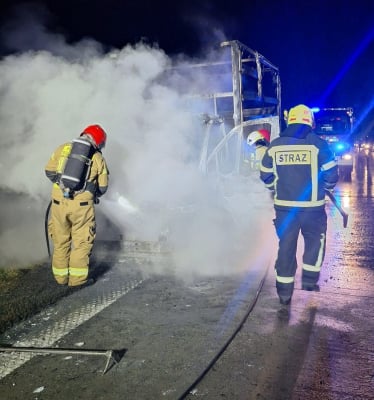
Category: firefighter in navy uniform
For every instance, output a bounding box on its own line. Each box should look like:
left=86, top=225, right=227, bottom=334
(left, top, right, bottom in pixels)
left=45, top=124, right=109, bottom=287
left=260, top=105, right=338, bottom=305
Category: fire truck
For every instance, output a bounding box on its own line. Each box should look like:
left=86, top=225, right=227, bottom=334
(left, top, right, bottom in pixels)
left=313, top=107, right=355, bottom=181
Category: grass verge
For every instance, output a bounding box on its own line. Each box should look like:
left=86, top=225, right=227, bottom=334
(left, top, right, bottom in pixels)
left=0, top=263, right=71, bottom=336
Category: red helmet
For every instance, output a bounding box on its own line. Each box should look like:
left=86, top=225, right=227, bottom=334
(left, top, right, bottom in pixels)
left=81, top=124, right=107, bottom=149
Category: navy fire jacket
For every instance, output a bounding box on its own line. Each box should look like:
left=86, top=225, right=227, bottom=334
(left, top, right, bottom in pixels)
left=260, top=124, right=339, bottom=210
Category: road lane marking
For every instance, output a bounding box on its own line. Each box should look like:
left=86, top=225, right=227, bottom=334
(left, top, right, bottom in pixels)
left=0, top=279, right=143, bottom=379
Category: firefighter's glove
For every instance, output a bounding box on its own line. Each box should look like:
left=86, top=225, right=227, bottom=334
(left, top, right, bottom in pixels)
left=94, top=197, right=100, bottom=204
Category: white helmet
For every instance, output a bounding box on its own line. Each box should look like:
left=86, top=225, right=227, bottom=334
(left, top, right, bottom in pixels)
left=247, top=129, right=271, bottom=146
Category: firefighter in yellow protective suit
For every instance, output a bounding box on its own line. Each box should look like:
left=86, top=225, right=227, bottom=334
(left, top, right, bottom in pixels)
left=246, top=129, right=271, bottom=167
left=45, top=124, right=109, bottom=287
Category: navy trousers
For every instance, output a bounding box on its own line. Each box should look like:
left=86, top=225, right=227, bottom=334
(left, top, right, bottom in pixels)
left=273, top=208, right=327, bottom=300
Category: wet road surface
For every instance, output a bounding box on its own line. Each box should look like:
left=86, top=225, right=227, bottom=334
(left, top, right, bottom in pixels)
left=186, top=149, right=374, bottom=399
left=0, top=149, right=373, bottom=399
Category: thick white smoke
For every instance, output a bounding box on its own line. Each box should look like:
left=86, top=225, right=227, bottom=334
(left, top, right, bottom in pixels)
left=0, top=7, right=274, bottom=276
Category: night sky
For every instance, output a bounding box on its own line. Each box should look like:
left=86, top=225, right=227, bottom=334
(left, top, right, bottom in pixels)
left=1, top=0, right=374, bottom=131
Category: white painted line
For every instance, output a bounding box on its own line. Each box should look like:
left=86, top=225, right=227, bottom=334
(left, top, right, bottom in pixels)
left=0, top=279, right=143, bottom=379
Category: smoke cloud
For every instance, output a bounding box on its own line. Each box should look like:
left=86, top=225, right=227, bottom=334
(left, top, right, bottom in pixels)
left=0, top=6, right=274, bottom=277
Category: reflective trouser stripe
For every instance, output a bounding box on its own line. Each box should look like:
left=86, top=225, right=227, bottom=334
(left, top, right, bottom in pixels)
left=276, top=278, right=294, bottom=301
left=315, top=233, right=326, bottom=270
left=68, top=266, right=89, bottom=287
left=276, top=273, right=295, bottom=300
left=69, top=267, right=88, bottom=277
left=303, top=263, right=321, bottom=272
left=52, top=266, right=69, bottom=285
left=302, top=231, right=325, bottom=285
left=52, top=266, right=69, bottom=276
left=276, top=274, right=295, bottom=284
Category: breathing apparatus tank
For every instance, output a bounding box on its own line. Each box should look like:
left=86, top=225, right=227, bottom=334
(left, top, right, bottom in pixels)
left=60, top=138, right=96, bottom=198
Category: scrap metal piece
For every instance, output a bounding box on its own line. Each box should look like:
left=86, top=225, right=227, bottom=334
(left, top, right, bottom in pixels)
left=0, top=345, right=126, bottom=375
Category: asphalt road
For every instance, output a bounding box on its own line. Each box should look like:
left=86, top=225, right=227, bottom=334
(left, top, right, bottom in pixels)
left=0, top=149, right=373, bottom=400
left=189, top=149, right=374, bottom=400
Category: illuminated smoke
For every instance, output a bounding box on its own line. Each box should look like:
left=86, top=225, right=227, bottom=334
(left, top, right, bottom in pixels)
left=0, top=6, right=274, bottom=276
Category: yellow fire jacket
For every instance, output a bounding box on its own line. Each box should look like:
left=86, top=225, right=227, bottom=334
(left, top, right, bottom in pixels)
left=45, top=141, right=109, bottom=201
